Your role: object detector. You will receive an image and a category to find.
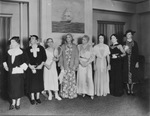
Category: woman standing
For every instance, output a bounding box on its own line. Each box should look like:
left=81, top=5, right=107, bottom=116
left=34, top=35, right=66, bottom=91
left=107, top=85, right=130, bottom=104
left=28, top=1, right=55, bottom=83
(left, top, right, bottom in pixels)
left=93, top=34, right=110, bottom=96
left=59, top=33, right=79, bottom=99
left=77, top=35, right=94, bottom=99
left=26, top=35, right=46, bottom=104
left=109, top=34, right=125, bottom=97
left=43, top=38, right=61, bottom=100
left=3, top=36, right=28, bottom=110
left=123, top=30, right=139, bottom=95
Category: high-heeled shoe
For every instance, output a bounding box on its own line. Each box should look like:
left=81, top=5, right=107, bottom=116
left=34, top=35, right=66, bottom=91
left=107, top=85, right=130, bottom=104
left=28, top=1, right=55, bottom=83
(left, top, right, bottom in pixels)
left=36, top=99, right=41, bottom=104
left=9, top=105, right=15, bottom=110
left=55, top=96, right=62, bottom=101
left=48, top=96, right=52, bottom=100
left=82, top=94, right=85, bottom=97
left=126, top=89, right=130, bottom=95
left=30, top=100, right=36, bottom=105
left=130, top=90, right=134, bottom=95
left=15, top=105, right=20, bottom=110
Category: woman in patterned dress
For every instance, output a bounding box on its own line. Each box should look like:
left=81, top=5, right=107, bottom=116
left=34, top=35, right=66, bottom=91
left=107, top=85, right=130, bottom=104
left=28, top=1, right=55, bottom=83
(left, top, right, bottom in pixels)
left=123, top=30, right=139, bottom=95
left=77, top=35, right=94, bottom=99
left=93, top=34, right=111, bottom=96
left=59, top=33, right=79, bottom=99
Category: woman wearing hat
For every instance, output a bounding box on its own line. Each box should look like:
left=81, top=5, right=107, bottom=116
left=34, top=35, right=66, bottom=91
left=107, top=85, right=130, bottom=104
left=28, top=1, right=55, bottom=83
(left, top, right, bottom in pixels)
left=123, top=30, right=139, bottom=95
left=3, top=36, right=28, bottom=110
left=26, top=35, right=47, bottom=104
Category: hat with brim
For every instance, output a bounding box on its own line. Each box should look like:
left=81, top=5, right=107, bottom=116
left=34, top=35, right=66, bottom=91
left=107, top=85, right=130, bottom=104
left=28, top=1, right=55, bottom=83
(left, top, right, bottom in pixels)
left=124, top=29, right=136, bottom=37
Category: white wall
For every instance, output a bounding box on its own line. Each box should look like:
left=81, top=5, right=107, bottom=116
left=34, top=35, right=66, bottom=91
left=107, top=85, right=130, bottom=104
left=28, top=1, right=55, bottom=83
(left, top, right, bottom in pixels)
left=93, top=0, right=136, bottom=13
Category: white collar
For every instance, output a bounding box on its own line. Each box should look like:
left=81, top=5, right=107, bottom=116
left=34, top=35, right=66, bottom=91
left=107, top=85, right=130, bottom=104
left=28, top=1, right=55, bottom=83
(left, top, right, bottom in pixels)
left=8, top=47, right=23, bottom=56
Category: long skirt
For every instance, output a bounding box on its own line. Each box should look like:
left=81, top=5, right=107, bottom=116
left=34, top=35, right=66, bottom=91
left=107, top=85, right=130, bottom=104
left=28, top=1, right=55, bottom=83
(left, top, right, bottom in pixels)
left=60, top=70, right=77, bottom=99
left=77, top=64, right=94, bottom=96
left=94, top=58, right=110, bottom=96
left=110, top=59, right=124, bottom=96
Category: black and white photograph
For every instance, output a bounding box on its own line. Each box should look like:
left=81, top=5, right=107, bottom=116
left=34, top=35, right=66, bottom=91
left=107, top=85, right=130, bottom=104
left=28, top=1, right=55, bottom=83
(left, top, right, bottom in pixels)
left=0, top=0, right=149, bottom=116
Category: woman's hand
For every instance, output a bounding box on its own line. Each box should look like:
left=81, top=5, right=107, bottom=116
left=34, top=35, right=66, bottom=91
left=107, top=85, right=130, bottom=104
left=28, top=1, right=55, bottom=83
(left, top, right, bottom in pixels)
left=4, top=66, right=9, bottom=71
left=29, top=64, right=35, bottom=70
left=36, top=64, right=43, bottom=69
left=94, top=64, right=97, bottom=71
left=107, top=64, right=111, bottom=70
left=135, top=62, right=139, bottom=68
left=53, top=57, right=58, bottom=61
left=80, top=61, right=88, bottom=67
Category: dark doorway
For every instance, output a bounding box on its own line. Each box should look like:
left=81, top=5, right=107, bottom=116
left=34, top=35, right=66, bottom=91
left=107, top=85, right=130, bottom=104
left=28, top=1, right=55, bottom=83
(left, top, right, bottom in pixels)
left=0, top=16, right=11, bottom=100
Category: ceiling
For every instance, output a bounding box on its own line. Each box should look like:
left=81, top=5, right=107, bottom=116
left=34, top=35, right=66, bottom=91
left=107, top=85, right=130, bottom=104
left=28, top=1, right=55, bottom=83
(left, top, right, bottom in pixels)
left=112, top=0, right=149, bottom=4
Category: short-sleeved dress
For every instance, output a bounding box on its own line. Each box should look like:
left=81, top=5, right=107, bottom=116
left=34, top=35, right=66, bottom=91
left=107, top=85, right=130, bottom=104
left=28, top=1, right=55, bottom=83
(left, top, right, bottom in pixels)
left=3, top=48, right=28, bottom=99
left=93, top=44, right=110, bottom=96
left=26, top=45, right=46, bottom=93
left=43, top=49, right=59, bottom=91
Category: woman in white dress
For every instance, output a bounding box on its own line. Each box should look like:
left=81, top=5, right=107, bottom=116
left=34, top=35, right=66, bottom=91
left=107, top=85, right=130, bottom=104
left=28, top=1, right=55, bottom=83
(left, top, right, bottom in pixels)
left=77, top=35, right=94, bottom=99
left=93, top=34, right=111, bottom=96
left=43, top=38, right=61, bottom=100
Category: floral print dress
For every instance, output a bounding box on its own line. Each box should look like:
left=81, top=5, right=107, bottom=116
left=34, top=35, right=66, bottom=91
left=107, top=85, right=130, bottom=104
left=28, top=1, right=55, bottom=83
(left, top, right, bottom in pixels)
left=60, top=44, right=77, bottom=99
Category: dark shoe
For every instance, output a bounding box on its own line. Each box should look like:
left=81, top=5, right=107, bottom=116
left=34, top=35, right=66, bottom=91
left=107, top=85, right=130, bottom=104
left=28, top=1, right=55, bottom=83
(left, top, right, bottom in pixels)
left=130, top=90, right=135, bottom=96
left=9, top=105, right=15, bottom=110
left=36, top=99, right=41, bottom=104
left=30, top=100, right=36, bottom=105
left=15, top=105, right=20, bottom=110
left=127, top=90, right=130, bottom=95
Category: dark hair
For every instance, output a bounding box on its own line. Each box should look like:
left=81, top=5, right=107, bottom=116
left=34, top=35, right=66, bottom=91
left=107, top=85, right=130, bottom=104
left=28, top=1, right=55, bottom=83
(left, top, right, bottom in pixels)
left=29, top=35, right=39, bottom=41
left=82, top=35, right=90, bottom=42
left=65, top=33, right=74, bottom=43
left=9, top=36, right=20, bottom=45
left=97, top=34, right=107, bottom=44
left=45, top=38, right=53, bottom=48
left=110, top=34, right=118, bottom=40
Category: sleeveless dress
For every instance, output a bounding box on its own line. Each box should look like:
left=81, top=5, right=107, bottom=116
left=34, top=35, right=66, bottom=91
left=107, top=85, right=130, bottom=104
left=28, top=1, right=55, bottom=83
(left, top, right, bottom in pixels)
left=110, top=44, right=124, bottom=96
left=43, top=49, right=59, bottom=91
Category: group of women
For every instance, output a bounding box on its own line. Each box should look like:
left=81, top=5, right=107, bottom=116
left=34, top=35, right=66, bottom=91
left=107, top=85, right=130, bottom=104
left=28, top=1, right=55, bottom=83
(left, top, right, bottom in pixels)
left=3, top=30, right=139, bottom=110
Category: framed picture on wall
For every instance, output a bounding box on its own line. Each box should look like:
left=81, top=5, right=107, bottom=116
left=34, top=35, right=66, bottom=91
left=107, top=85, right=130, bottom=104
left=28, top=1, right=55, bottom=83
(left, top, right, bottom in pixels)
left=52, top=0, right=84, bottom=33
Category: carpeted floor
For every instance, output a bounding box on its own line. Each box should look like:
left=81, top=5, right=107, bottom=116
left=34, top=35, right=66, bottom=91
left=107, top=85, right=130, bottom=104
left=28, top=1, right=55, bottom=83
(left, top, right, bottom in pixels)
left=0, top=80, right=149, bottom=116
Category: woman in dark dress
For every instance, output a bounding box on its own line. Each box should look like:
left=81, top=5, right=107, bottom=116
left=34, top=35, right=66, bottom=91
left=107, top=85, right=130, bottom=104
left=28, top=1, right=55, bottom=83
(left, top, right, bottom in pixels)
left=26, top=35, right=46, bottom=104
left=109, top=34, right=126, bottom=96
left=3, top=36, right=28, bottom=110
left=123, top=30, right=139, bottom=95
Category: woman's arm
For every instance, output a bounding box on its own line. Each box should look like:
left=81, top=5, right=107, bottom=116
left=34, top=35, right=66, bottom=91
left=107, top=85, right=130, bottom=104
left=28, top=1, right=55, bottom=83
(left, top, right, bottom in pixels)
left=118, top=45, right=126, bottom=57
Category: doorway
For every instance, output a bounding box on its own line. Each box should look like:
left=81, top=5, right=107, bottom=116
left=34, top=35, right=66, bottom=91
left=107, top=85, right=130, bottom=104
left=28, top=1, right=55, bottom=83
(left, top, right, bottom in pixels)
left=0, top=16, right=11, bottom=99
left=97, top=21, right=125, bottom=45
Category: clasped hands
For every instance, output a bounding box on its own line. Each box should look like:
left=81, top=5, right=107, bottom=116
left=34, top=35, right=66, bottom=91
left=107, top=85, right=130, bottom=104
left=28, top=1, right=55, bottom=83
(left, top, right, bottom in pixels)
left=80, top=61, right=88, bottom=67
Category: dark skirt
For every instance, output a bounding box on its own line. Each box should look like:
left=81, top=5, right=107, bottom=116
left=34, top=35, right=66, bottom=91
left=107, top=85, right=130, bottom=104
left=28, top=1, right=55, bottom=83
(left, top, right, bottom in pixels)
left=26, top=69, right=44, bottom=94
left=8, top=74, right=24, bottom=99
left=110, top=59, right=124, bottom=96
